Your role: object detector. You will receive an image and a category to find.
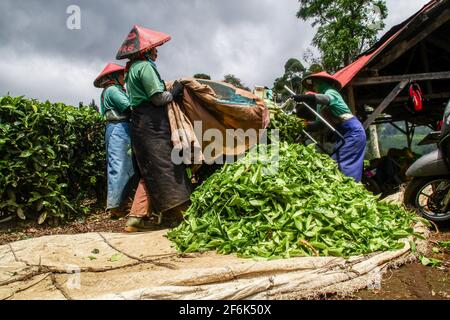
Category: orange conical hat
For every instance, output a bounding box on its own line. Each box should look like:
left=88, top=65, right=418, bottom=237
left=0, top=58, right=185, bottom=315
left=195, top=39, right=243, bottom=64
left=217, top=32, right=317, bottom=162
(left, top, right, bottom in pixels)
left=116, top=25, right=171, bottom=60
left=302, top=71, right=342, bottom=91
left=93, top=63, right=125, bottom=88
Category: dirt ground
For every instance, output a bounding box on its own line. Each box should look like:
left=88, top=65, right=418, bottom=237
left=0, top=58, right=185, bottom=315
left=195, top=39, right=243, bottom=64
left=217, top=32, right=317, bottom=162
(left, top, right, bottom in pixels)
left=0, top=212, right=448, bottom=300
left=353, top=225, right=449, bottom=300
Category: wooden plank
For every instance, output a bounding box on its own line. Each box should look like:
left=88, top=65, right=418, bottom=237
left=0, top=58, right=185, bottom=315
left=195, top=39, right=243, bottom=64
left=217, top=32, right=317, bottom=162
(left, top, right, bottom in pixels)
left=353, top=71, right=450, bottom=86
left=363, top=80, right=409, bottom=129
left=372, top=9, right=450, bottom=70
left=359, top=92, right=450, bottom=105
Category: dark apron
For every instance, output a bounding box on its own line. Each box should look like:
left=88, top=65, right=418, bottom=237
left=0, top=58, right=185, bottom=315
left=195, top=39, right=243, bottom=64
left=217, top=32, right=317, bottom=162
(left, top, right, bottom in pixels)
left=131, top=102, right=192, bottom=213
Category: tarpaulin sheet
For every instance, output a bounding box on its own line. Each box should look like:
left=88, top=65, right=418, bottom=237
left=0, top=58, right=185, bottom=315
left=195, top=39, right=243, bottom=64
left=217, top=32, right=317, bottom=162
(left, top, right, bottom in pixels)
left=168, top=78, right=270, bottom=164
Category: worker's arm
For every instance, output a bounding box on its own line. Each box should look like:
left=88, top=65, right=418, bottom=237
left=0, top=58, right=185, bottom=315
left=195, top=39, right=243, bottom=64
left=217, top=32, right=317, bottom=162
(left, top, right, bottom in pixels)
left=150, top=81, right=184, bottom=106
left=150, top=92, right=173, bottom=106
left=293, top=94, right=331, bottom=132
left=293, top=94, right=331, bottom=106
left=108, top=86, right=131, bottom=113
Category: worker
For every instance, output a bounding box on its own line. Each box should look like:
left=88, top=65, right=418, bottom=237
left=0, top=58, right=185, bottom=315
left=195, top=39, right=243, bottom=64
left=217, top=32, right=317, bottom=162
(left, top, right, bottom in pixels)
left=116, top=25, right=192, bottom=231
left=93, top=63, right=136, bottom=218
left=293, top=72, right=366, bottom=182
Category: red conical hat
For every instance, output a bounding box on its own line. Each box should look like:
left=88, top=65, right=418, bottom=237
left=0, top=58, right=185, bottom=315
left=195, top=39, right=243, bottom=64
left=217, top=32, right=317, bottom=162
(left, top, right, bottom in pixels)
left=116, top=25, right=171, bottom=60
left=94, top=63, right=125, bottom=88
left=302, top=71, right=342, bottom=91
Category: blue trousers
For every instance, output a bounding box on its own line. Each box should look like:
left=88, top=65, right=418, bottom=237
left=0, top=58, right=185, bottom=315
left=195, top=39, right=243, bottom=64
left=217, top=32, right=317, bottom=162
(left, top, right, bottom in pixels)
left=332, top=117, right=366, bottom=182
left=105, top=122, right=135, bottom=209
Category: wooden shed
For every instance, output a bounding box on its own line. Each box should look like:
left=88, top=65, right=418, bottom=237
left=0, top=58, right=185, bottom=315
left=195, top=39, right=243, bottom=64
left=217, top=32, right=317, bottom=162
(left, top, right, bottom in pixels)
left=333, top=0, right=450, bottom=145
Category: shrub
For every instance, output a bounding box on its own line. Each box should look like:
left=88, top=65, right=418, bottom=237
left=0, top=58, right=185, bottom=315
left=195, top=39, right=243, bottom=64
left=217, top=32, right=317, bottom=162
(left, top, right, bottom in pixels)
left=0, top=96, right=106, bottom=224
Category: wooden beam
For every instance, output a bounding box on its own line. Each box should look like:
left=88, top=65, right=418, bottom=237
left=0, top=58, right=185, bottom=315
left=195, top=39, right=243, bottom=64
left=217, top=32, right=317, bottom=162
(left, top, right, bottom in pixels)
left=359, top=92, right=450, bottom=106
left=372, top=9, right=450, bottom=70
left=352, top=71, right=450, bottom=86
left=363, top=80, right=409, bottom=129
left=390, top=122, right=407, bottom=135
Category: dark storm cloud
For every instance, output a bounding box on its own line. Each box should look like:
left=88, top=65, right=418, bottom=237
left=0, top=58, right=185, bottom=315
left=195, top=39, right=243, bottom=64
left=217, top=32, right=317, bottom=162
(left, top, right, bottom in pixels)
left=0, top=0, right=428, bottom=105
left=0, top=0, right=301, bottom=63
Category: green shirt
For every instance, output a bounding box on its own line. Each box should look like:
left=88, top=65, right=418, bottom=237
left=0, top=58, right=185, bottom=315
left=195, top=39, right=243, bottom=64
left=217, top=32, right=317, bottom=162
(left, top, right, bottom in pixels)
left=100, top=85, right=130, bottom=116
left=317, top=88, right=352, bottom=117
left=125, top=60, right=166, bottom=107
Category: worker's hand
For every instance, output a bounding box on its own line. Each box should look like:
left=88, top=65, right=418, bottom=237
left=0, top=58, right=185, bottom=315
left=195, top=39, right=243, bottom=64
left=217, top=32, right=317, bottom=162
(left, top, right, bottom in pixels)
left=293, top=94, right=316, bottom=105
left=170, top=80, right=184, bottom=100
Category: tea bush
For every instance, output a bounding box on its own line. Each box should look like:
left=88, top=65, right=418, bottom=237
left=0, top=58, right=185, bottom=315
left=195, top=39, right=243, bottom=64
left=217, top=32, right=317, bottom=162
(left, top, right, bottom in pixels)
left=0, top=96, right=106, bottom=223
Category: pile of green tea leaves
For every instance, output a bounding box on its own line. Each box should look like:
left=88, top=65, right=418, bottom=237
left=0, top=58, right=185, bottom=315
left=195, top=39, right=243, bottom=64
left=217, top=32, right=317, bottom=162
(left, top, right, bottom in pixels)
left=168, top=143, right=422, bottom=259
left=267, top=105, right=305, bottom=144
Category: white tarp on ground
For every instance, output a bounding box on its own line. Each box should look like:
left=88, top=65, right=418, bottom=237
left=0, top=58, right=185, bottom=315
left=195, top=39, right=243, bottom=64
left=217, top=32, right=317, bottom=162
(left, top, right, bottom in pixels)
left=0, top=193, right=429, bottom=300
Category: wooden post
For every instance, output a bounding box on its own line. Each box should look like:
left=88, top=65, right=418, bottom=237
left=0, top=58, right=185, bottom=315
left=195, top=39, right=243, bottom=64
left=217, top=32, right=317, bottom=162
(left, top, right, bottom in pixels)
left=367, top=125, right=381, bottom=159
left=405, top=121, right=411, bottom=149
left=363, top=80, right=409, bottom=129
left=404, top=121, right=416, bottom=149
left=347, top=85, right=356, bottom=115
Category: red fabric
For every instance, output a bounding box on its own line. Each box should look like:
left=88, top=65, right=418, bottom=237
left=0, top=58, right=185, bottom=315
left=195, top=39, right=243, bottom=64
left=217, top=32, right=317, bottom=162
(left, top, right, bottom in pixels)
left=94, top=63, right=124, bottom=88
left=129, top=179, right=151, bottom=218
left=116, top=25, right=171, bottom=60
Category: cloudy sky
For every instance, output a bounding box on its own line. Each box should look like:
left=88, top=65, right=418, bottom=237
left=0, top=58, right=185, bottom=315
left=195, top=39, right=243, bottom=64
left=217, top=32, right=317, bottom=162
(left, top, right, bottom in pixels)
left=0, top=0, right=429, bottom=106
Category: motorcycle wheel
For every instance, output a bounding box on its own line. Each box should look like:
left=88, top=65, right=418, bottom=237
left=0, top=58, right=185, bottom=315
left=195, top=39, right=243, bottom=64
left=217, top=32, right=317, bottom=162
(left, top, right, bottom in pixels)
left=404, top=176, right=450, bottom=222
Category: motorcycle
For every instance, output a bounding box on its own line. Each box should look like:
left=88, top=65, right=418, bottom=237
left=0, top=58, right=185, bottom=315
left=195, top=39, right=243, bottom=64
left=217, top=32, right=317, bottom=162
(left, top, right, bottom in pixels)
left=404, top=99, right=450, bottom=222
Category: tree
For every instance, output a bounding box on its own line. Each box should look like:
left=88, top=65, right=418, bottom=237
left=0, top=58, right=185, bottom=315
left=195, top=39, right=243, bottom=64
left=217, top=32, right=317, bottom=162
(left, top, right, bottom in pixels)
left=306, top=63, right=324, bottom=75
left=193, top=73, right=211, bottom=80
left=223, top=74, right=250, bottom=91
left=273, top=58, right=306, bottom=100
left=297, top=0, right=387, bottom=72
left=89, top=99, right=99, bottom=112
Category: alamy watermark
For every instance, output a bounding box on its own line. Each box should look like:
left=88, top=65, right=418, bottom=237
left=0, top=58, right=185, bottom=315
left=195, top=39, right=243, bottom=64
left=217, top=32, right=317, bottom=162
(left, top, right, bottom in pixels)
left=66, top=5, right=81, bottom=30
left=171, top=125, right=281, bottom=174
left=366, top=267, right=382, bottom=290
left=65, top=264, right=81, bottom=290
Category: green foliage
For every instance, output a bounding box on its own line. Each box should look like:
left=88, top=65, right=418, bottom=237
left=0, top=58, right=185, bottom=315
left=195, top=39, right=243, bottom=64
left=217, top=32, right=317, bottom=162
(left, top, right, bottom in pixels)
left=193, top=73, right=211, bottom=80
left=419, top=256, right=442, bottom=267
left=377, top=123, right=435, bottom=156
left=0, top=96, right=106, bottom=223
left=273, top=58, right=306, bottom=100
left=297, top=0, right=388, bottom=72
left=439, top=240, right=450, bottom=248
left=285, top=58, right=306, bottom=74
left=306, top=63, right=324, bottom=75
left=168, top=143, right=420, bottom=259
left=223, top=74, right=250, bottom=91
left=267, top=104, right=306, bottom=144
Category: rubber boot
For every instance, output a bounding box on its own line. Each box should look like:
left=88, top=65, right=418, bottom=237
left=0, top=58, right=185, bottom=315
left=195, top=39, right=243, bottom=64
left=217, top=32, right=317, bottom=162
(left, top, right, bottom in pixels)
left=124, top=216, right=161, bottom=233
